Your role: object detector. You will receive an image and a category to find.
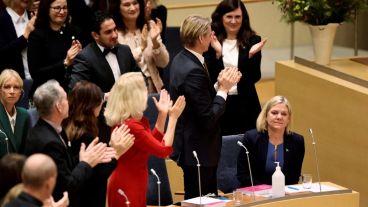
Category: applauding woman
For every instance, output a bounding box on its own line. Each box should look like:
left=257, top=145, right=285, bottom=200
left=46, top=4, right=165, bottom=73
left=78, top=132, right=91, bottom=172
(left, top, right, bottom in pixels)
left=62, top=81, right=134, bottom=207
left=105, top=72, right=185, bottom=207
left=27, top=0, right=83, bottom=93
left=205, top=0, right=267, bottom=135
left=111, top=0, right=169, bottom=93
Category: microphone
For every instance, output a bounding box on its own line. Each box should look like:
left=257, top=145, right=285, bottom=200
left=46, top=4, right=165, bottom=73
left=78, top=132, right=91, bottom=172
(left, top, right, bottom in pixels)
left=192, top=151, right=202, bottom=204
left=150, top=168, right=161, bottom=207
left=117, top=189, right=130, bottom=207
left=308, top=128, right=322, bottom=192
left=0, top=129, right=9, bottom=155
left=237, top=141, right=255, bottom=200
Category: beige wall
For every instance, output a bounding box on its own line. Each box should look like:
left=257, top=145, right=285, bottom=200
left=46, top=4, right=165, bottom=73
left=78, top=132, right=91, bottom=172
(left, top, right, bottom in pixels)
left=161, top=0, right=311, bottom=48
left=160, top=0, right=368, bottom=50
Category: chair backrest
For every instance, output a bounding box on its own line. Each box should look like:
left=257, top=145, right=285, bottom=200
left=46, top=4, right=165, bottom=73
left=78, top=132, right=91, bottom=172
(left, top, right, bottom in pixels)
left=146, top=156, right=173, bottom=205
left=143, top=93, right=159, bottom=129
left=217, top=134, right=244, bottom=193
left=16, top=79, right=33, bottom=109
left=27, top=108, right=39, bottom=128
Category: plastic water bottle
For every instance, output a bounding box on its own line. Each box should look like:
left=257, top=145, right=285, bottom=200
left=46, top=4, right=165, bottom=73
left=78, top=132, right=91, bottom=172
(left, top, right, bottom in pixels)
left=272, top=162, right=285, bottom=198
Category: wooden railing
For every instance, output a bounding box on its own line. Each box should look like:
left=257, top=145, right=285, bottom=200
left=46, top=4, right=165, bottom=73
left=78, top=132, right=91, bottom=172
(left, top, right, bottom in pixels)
left=166, top=0, right=271, bottom=10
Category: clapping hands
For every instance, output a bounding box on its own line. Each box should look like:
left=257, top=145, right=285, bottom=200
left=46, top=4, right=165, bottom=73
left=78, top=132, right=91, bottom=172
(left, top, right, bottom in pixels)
left=110, top=124, right=135, bottom=159
left=249, top=38, right=267, bottom=58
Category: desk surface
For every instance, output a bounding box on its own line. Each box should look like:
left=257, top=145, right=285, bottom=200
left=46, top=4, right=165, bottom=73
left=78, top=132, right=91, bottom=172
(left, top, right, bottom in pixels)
left=226, top=182, right=358, bottom=207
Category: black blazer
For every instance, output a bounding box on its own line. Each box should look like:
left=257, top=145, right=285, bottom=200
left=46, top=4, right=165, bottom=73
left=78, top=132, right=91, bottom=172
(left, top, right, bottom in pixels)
left=204, top=35, right=262, bottom=135
left=25, top=119, right=93, bottom=207
left=69, top=42, right=141, bottom=92
left=169, top=49, right=226, bottom=167
left=0, top=9, right=31, bottom=78
left=237, top=129, right=305, bottom=187
left=27, top=25, right=83, bottom=93
left=70, top=133, right=117, bottom=207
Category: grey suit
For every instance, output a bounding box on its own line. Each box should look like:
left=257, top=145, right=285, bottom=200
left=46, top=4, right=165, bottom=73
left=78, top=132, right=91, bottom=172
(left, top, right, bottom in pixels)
left=69, top=42, right=140, bottom=92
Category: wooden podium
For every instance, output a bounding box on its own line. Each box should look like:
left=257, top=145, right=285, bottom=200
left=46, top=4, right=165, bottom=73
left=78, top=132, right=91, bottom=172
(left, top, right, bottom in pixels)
left=275, top=58, right=368, bottom=207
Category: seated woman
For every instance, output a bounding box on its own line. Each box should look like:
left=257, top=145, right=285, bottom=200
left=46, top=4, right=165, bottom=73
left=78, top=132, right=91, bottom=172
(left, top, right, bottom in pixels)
left=237, top=95, right=305, bottom=186
left=105, top=72, right=185, bottom=207
left=0, top=69, right=30, bottom=158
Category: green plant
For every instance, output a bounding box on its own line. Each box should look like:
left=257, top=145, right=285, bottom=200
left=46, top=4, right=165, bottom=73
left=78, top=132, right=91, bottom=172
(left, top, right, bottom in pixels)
left=275, top=0, right=367, bottom=25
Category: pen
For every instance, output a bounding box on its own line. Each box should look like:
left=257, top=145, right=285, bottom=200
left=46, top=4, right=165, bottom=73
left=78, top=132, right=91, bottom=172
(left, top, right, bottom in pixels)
left=287, top=186, right=299, bottom=191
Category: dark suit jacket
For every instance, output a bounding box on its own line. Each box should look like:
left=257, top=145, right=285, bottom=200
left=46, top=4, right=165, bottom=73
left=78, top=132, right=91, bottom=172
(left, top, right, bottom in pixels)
left=204, top=35, right=262, bottom=135
left=237, top=129, right=305, bottom=187
left=69, top=42, right=141, bottom=93
left=0, top=9, right=31, bottom=78
left=169, top=49, right=226, bottom=167
left=4, top=192, right=43, bottom=207
left=25, top=119, right=93, bottom=207
left=0, top=104, right=30, bottom=158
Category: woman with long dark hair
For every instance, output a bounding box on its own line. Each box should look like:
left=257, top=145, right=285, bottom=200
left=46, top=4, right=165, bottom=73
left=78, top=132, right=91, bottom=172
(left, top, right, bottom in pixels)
left=63, top=81, right=134, bottom=207
left=205, top=0, right=267, bottom=135
left=111, top=0, right=169, bottom=93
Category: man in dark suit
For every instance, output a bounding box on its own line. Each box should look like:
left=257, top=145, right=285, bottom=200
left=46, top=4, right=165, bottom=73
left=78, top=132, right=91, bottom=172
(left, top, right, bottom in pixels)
left=0, top=0, right=36, bottom=78
left=169, top=15, right=241, bottom=199
left=69, top=11, right=140, bottom=93
left=4, top=153, right=69, bottom=207
left=25, top=80, right=113, bottom=207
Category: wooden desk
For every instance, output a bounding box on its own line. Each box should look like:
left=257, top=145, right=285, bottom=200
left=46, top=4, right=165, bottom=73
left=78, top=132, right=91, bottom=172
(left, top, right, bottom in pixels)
left=228, top=182, right=358, bottom=207
left=275, top=59, right=368, bottom=207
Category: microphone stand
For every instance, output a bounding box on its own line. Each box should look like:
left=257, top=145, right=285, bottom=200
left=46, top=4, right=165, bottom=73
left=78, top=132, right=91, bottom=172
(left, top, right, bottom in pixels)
left=193, top=151, right=202, bottom=204
left=117, top=189, right=130, bottom=207
left=0, top=129, right=9, bottom=155
left=237, top=141, right=255, bottom=200
left=309, top=128, right=322, bottom=192
left=150, top=168, right=161, bottom=207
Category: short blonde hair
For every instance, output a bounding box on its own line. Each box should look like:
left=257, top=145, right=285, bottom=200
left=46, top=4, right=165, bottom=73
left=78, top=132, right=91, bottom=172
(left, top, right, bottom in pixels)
left=104, top=72, right=148, bottom=126
left=0, top=69, right=23, bottom=89
left=256, top=95, right=293, bottom=134
left=180, top=15, right=211, bottom=47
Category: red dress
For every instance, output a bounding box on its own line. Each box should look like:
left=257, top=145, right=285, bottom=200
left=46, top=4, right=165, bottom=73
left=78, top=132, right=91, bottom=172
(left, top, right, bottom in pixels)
left=107, top=117, right=173, bottom=207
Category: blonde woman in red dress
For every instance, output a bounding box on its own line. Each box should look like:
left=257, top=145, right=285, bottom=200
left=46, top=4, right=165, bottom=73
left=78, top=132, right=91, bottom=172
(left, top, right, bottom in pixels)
left=105, top=72, right=185, bottom=207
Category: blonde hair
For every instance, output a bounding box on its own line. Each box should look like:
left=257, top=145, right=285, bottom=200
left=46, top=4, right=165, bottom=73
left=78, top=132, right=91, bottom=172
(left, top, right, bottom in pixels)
left=104, top=72, right=148, bottom=126
left=180, top=15, right=211, bottom=47
left=1, top=183, right=24, bottom=207
left=256, top=95, right=293, bottom=134
left=0, top=69, right=23, bottom=89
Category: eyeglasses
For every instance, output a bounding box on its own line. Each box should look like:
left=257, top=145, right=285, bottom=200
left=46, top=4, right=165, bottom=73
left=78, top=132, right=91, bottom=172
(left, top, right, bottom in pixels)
left=50, top=6, right=68, bottom=13
left=2, top=85, right=21, bottom=92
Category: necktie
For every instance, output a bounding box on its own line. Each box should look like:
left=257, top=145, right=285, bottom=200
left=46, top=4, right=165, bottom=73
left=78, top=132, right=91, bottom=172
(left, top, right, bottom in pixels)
left=103, top=47, right=118, bottom=56
left=202, top=62, right=210, bottom=77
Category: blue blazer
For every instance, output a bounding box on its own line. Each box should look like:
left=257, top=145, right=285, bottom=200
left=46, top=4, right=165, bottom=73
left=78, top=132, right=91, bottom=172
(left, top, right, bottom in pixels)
left=0, top=103, right=30, bottom=158
left=237, top=129, right=305, bottom=186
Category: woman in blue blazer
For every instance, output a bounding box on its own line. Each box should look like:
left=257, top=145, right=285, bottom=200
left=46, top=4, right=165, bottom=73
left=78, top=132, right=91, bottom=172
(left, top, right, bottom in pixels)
left=0, top=69, right=30, bottom=158
left=237, top=96, right=305, bottom=186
